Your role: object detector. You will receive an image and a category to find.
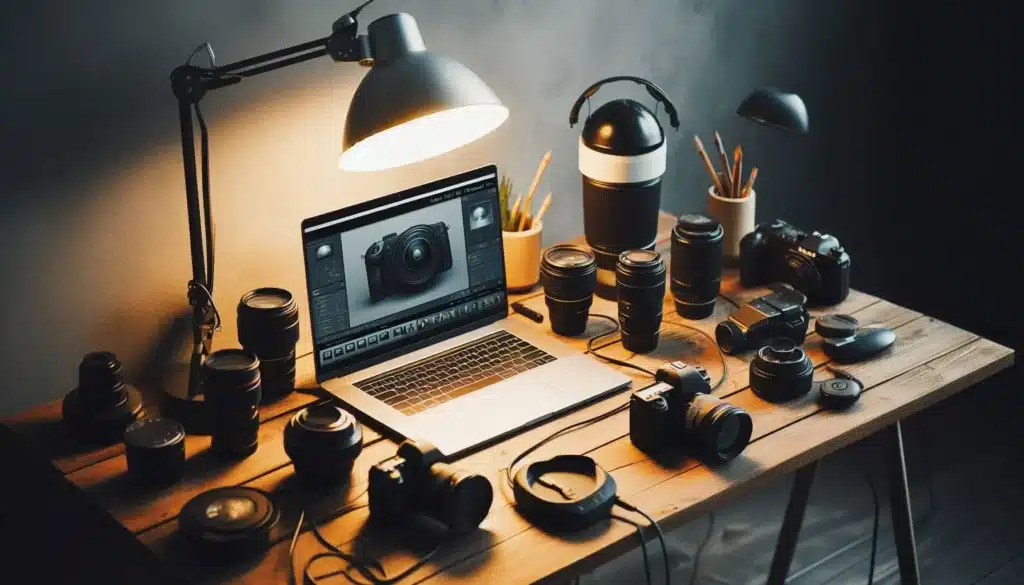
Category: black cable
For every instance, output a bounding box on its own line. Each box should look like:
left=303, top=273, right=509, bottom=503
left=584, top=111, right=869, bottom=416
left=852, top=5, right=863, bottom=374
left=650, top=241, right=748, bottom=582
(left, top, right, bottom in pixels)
left=718, top=293, right=741, bottom=310
left=617, top=499, right=670, bottom=585
left=688, top=512, right=714, bottom=585
left=612, top=513, right=653, bottom=585
left=504, top=400, right=630, bottom=488
left=586, top=314, right=658, bottom=377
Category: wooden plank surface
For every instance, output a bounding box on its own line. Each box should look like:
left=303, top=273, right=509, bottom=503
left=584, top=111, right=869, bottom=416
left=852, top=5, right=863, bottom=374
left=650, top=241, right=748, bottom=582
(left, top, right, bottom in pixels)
left=3, top=210, right=1015, bottom=585
left=1, top=352, right=354, bottom=475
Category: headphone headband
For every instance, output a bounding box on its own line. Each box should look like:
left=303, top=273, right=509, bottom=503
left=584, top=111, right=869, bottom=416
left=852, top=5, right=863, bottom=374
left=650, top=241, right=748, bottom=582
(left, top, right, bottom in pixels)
left=568, top=76, right=680, bottom=130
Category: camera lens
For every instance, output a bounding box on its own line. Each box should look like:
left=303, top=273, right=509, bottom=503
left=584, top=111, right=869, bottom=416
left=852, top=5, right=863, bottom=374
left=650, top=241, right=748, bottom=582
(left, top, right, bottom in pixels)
left=426, top=462, right=494, bottom=535
left=62, top=351, right=145, bottom=444
left=397, top=226, right=442, bottom=286
left=749, top=339, right=815, bottom=402
left=284, top=404, right=363, bottom=485
left=202, top=349, right=262, bottom=459
left=124, top=417, right=186, bottom=486
left=671, top=213, right=724, bottom=319
left=714, top=320, right=746, bottom=355
left=540, top=245, right=598, bottom=336
left=683, top=394, right=753, bottom=463
left=78, top=351, right=128, bottom=410
left=237, top=288, right=299, bottom=403
left=616, top=249, right=667, bottom=354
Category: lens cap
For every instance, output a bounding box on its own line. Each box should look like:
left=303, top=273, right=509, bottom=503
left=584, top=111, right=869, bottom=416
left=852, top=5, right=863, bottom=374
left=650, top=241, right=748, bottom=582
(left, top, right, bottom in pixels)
left=815, top=314, right=860, bottom=339
left=179, top=487, right=279, bottom=557
left=674, top=213, right=723, bottom=238
left=124, top=417, right=186, bottom=485
left=818, top=377, right=863, bottom=409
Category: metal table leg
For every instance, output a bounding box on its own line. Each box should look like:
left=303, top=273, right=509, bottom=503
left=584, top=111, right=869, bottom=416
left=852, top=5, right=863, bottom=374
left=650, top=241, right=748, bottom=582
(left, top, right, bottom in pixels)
left=885, top=421, right=922, bottom=585
left=766, top=462, right=818, bottom=585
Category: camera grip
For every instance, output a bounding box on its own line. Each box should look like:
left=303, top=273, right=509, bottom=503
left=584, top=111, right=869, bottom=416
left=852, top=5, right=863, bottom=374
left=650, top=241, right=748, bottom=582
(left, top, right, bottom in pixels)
left=366, top=261, right=384, bottom=302
left=738, top=230, right=762, bottom=287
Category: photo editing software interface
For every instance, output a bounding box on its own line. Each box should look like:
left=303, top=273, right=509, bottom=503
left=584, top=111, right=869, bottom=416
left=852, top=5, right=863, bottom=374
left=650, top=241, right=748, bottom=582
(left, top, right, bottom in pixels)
left=303, top=170, right=506, bottom=376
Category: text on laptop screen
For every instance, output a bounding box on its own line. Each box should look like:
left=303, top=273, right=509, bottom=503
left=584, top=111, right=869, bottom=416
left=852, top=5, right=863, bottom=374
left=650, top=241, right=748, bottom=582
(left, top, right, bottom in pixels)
left=302, top=168, right=506, bottom=376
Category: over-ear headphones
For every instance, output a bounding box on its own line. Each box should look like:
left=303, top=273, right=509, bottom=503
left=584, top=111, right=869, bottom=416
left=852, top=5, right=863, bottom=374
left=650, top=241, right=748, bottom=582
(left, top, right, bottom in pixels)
left=569, top=76, right=680, bottom=130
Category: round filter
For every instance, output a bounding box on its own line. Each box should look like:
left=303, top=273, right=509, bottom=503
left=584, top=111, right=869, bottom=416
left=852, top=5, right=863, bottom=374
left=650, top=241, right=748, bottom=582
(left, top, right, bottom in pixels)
left=179, top=487, right=279, bottom=557
left=815, top=314, right=860, bottom=339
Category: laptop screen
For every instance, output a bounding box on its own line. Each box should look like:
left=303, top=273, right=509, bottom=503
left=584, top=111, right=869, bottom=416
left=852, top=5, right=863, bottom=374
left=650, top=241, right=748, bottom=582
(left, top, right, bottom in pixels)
left=301, top=166, right=507, bottom=379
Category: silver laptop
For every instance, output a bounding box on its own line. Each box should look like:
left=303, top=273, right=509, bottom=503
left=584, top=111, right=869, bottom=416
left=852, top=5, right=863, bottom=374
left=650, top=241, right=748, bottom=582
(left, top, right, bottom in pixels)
left=300, top=165, right=630, bottom=457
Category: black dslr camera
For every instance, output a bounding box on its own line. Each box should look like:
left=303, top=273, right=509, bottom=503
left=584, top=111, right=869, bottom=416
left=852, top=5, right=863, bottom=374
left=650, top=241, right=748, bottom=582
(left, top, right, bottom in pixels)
left=365, top=223, right=453, bottom=302
left=715, top=284, right=810, bottom=355
left=629, top=362, right=752, bottom=463
left=368, top=439, right=493, bottom=534
left=739, top=220, right=850, bottom=306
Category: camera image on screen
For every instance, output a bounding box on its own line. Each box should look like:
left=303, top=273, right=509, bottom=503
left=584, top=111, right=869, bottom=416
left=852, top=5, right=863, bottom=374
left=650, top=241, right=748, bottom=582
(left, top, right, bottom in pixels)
left=468, top=202, right=495, bottom=230
left=365, top=222, right=453, bottom=303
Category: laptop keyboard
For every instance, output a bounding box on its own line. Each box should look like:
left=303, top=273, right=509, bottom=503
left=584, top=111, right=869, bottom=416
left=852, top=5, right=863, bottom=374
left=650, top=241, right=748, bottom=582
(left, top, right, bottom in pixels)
left=354, top=331, right=556, bottom=415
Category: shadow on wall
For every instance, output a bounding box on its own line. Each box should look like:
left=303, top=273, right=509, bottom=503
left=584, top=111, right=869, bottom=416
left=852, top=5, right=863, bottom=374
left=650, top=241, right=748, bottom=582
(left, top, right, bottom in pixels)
left=0, top=0, right=887, bottom=415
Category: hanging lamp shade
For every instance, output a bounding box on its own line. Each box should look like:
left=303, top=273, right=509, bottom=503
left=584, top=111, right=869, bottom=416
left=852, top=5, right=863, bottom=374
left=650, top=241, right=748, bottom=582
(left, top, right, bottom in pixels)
left=736, top=88, right=809, bottom=134
left=339, top=13, right=509, bottom=171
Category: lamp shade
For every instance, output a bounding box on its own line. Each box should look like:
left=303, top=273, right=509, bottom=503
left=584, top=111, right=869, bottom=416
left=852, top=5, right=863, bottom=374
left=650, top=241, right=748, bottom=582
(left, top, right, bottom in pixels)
left=736, top=88, right=809, bottom=134
left=339, top=13, right=509, bottom=172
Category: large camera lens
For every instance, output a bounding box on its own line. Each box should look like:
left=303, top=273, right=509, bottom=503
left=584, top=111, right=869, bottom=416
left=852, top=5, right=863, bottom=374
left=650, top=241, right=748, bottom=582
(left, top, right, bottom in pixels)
left=616, top=249, right=667, bottom=354
left=683, top=394, right=753, bottom=463
left=671, top=213, right=724, bottom=319
left=61, top=351, right=145, bottom=444
left=238, top=288, right=299, bottom=403
left=202, top=349, right=262, bottom=459
left=426, top=462, right=494, bottom=535
left=284, top=404, right=363, bottom=485
left=540, top=245, right=598, bottom=336
left=397, top=225, right=442, bottom=286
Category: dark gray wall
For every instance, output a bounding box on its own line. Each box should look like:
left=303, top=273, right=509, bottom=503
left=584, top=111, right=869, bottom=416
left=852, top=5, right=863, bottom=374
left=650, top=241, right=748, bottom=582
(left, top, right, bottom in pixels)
left=0, top=0, right=890, bottom=416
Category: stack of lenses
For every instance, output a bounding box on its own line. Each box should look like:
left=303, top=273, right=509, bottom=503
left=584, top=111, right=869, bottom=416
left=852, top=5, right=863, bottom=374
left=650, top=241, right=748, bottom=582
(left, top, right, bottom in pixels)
left=202, top=349, right=262, bottom=459
left=61, top=351, right=145, bottom=444
left=616, top=250, right=667, bottom=353
left=670, top=213, right=724, bottom=319
left=237, top=288, right=300, bottom=403
left=540, top=245, right=598, bottom=336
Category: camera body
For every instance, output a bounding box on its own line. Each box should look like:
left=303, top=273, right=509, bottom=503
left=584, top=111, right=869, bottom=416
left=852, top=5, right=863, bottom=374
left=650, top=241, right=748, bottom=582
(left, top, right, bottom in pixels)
left=368, top=439, right=492, bottom=534
left=739, top=220, right=850, bottom=306
left=715, top=285, right=810, bottom=355
left=630, top=362, right=752, bottom=463
left=365, top=222, right=453, bottom=302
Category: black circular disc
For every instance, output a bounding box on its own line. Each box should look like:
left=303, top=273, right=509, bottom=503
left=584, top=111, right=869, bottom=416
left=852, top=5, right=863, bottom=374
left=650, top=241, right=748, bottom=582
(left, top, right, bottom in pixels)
left=815, top=314, right=860, bottom=339
left=179, top=487, right=279, bottom=556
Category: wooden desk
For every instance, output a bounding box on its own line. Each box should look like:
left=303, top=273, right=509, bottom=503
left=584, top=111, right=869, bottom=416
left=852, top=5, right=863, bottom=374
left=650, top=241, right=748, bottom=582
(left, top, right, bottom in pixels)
left=3, top=214, right=1014, bottom=585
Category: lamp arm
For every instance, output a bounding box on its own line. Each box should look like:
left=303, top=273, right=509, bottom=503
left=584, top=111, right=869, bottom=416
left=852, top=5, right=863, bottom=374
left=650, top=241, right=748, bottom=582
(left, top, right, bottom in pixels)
left=168, top=3, right=378, bottom=401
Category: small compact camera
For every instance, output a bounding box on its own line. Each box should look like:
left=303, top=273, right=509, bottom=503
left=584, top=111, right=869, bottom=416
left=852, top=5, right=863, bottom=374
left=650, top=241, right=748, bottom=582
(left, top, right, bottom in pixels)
left=739, top=220, right=850, bottom=306
left=715, top=284, right=810, bottom=355
left=365, top=222, right=453, bottom=302
left=368, top=439, right=492, bottom=534
left=629, top=362, right=752, bottom=463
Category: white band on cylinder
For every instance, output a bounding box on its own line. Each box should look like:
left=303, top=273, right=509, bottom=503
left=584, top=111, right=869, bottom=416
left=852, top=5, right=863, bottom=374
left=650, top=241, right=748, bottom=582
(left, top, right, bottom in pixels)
left=578, top=137, right=667, bottom=184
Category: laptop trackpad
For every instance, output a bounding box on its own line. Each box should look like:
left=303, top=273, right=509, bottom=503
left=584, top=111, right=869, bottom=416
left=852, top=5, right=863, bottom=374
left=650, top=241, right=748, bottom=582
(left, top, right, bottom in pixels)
left=406, top=356, right=628, bottom=456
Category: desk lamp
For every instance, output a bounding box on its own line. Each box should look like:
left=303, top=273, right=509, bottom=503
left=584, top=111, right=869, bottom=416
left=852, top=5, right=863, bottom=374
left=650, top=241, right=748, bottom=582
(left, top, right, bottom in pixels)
left=737, top=88, right=809, bottom=133
left=165, top=0, right=508, bottom=431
